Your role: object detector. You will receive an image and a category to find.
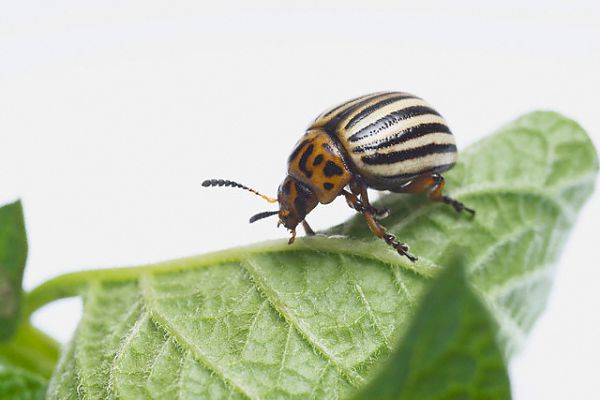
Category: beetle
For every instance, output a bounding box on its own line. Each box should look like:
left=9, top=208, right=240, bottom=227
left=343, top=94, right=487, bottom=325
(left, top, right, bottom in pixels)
left=203, top=91, right=474, bottom=261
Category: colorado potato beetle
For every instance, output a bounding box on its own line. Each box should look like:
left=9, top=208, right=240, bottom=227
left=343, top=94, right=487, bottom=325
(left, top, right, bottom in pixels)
left=203, top=92, right=474, bottom=261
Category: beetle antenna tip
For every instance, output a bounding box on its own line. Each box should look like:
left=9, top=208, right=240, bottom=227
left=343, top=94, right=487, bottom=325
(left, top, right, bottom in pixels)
left=203, top=178, right=277, bottom=203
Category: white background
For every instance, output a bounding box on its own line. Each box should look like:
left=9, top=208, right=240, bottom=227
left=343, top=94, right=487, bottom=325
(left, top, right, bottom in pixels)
left=1, top=1, right=599, bottom=398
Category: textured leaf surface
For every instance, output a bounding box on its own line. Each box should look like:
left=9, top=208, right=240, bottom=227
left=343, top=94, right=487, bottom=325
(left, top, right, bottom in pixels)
left=27, top=112, right=596, bottom=399
left=0, top=367, right=46, bottom=400
left=0, top=200, right=28, bottom=341
left=0, top=323, right=60, bottom=400
left=354, top=261, right=510, bottom=400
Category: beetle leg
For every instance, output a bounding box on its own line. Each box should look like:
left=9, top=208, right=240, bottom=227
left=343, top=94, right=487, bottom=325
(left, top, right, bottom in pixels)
left=429, top=175, right=475, bottom=215
left=342, top=190, right=416, bottom=262
left=363, top=209, right=417, bottom=262
left=358, top=186, right=389, bottom=219
left=349, top=180, right=389, bottom=219
left=302, top=220, right=316, bottom=236
left=288, top=228, right=297, bottom=244
left=398, top=174, right=475, bottom=216
left=343, top=190, right=362, bottom=212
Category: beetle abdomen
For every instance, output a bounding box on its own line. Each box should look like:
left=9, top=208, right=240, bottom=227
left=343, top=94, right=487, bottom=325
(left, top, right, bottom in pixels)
left=312, top=92, right=457, bottom=188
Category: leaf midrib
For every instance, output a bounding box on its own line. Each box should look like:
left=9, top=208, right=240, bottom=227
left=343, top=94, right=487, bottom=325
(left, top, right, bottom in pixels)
left=24, top=238, right=439, bottom=319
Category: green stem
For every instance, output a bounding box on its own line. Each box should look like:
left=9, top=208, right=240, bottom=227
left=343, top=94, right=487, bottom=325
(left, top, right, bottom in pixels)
left=24, top=236, right=438, bottom=317
left=0, top=323, right=60, bottom=378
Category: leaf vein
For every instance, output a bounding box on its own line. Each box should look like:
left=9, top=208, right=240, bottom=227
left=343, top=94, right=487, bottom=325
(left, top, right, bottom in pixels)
left=390, top=265, right=415, bottom=306
left=109, top=310, right=149, bottom=398
left=140, top=274, right=255, bottom=400
left=242, top=258, right=365, bottom=388
left=339, top=258, right=392, bottom=352
left=275, top=325, right=292, bottom=388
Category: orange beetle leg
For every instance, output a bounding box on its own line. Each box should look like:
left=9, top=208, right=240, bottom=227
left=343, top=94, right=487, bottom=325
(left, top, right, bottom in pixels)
left=398, top=174, right=475, bottom=216
left=342, top=190, right=416, bottom=262
left=350, top=179, right=389, bottom=219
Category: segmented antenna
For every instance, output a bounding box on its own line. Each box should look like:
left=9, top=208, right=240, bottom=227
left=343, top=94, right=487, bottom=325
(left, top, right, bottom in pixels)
left=249, top=210, right=279, bottom=223
left=202, top=179, right=277, bottom=203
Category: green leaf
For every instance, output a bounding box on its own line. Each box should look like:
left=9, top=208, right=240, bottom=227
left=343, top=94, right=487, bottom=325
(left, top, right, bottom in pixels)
left=0, top=322, right=60, bottom=399
left=353, top=259, right=510, bottom=400
left=0, top=367, right=46, bottom=400
left=26, top=111, right=597, bottom=399
left=0, top=200, right=28, bottom=341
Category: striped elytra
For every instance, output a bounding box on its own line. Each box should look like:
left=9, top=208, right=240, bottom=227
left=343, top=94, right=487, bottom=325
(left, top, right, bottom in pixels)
left=309, top=91, right=457, bottom=190
left=204, top=91, right=474, bottom=262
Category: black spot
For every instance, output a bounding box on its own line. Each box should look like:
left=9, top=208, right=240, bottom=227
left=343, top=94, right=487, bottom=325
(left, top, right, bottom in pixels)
left=288, top=139, right=310, bottom=163
left=313, top=154, right=324, bottom=166
left=324, top=161, right=344, bottom=177
left=298, top=144, right=314, bottom=178
left=323, top=182, right=334, bottom=190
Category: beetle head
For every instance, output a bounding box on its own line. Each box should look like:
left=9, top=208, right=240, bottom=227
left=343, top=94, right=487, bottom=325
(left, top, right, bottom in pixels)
left=276, top=175, right=318, bottom=230
left=202, top=176, right=317, bottom=237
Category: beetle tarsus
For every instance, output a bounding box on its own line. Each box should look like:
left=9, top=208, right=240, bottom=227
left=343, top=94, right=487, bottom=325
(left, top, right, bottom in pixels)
left=441, top=195, right=475, bottom=216
left=383, top=233, right=417, bottom=262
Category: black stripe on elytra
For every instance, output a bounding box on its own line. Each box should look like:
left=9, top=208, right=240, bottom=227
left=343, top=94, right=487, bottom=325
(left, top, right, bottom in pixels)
left=352, top=123, right=451, bottom=153
left=323, top=160, right=344, bottom=177
left=322, top=143, right=335, bottom=154
left=326, top=94, right=390, bottom=133
left=288, top=139, right=310, bottom=163
left=321, top=93, right=384, bottom=119
left=298, top=144, right=314, bottom=178
left=361, top=143, right=457, bottom=165
left=322, top=101, right=352, bottom=119
left=312, top=154, right=324, bottom=166
left=348, top=106, right=442, bottom=143
left=344, top=94, right=416, bottom=130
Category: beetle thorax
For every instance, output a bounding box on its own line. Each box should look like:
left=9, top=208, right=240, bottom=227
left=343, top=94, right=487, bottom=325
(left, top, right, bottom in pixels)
left=286, top=128, right=352, bottom=204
